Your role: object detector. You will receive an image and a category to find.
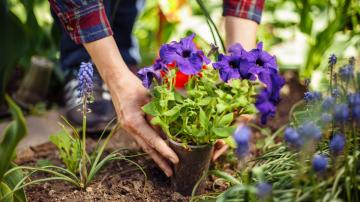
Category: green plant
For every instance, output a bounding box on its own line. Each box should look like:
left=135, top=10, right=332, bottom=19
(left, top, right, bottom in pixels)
left=0, top=95, right=27, bottom=202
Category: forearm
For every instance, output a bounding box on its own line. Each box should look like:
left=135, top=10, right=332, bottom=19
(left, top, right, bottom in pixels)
left=225, top=16, right=258, bottom=51
left=83, top=36, right=137, bottom=91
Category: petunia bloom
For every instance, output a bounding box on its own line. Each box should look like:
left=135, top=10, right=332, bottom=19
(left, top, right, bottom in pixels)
left=255, top=89, right=276, bottom=124
left=137, top=66, right=161, bottom=88
left=159, top=34, right=210, bottom=75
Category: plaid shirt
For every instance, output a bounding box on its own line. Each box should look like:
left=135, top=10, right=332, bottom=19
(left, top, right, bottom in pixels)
left=49, top=0, right=264, bottom=44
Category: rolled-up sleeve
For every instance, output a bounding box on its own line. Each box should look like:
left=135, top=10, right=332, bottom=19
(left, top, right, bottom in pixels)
left=223, top=0, right=264, bottom=24
left=49, top=0, right=113, bottom=44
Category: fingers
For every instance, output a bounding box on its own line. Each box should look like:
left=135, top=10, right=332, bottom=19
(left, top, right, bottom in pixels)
left=238, top=114, right=255, bottom=123
left=212, top=139, right=228, bottom=162
left=132, top=117, right=179, bottom=164
left=130, top=134, right=174, bottom=177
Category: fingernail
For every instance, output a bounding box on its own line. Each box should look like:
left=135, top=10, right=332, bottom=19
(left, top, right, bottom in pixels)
left=170, top=157, right=179, bottom=164
left=165, top=170, right=172, bottom=177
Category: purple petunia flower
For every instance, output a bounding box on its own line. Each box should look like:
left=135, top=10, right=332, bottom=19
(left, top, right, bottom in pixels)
left=334, top=104, right=349, bottom=122
left=137, top=66, right=161, bottom=88
left=159, top=34, right=210, bottom=75
left=256, top=182, right=272, bottom=199
left=329, top=133, right=345, bottom=156
left=213, top=43, right=257, bottom=82
left=250, top=42, right=278, bottom=70
left=255, top=89, right=277, bottom=124
left=312, top=154, right=328, bottom=173
left=233, top=125, right=251, bottom=158
left=78, top=62, right=94, bottom=98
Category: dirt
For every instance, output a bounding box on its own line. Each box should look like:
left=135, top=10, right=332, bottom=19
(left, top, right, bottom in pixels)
left=17, top=140, right=221, bottom=202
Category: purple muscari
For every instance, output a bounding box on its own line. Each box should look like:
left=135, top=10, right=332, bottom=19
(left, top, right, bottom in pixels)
left=213, top=43, right=256, bottom=82
left=233, top=125, right=251, bottom=158
left=78, top=62, right=94, bottom=98
left=320, top=113, right=333, bottom=124
left=349, top=92, right=360, bottom=106
left=312, top=154, right=328, bottom=173
left=334, top=104, right=349, bottom=122
left=159, top=34, right=210, bottom=75
left=339, top=64, right=354, bottom=82
left=322, top=96, right=335, bottom=111
left=284, top=127, right=303, bottom=149
left=332, top=87, right=341, bottom=98
left=329, top=133, right=345, bottom=156
left=304, top=91, right=322, bottom=102
left=256, top=182, right=272, bottom=199
left=328, top=54, right=337, bottom=66
left=353, top=105, right=360, bottom=121
left=297, top=122, right=322, bottom=141
left=137, top=66, right=161, bottom=88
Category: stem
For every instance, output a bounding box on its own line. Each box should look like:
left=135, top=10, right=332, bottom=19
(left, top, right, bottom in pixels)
left=80, top=95, right=88, bottom=188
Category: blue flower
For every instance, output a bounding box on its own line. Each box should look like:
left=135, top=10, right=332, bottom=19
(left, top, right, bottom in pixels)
left=332, top=87, right=341, bottom=98
left=320, top=113, right=332, bottom=124
left=329, top=133, right=345, bottom=156
left=304, top=91, right=322, bottom=102
left=322, top=96, right=335, bottom=111
left=328, top=54, right=337, bottom=66
left=255, top=89, right=276, bottom=124
left=213, top=43, right=257, bottom=82
left=297, top=122, right=322, bottom=141
left=352, top=105, right=360, bottom=121
left=339, top=64, right=354, bottom=82
left=312, top=154, right=328, bottom=173
left=233, top=126, right=251, bottom=158
left=159, top=34, right=210, bottom=75
left=256, top=182, right=272, bottom=199
left=334, top=104, right=349, bottom=122
left=78, top=62, right=94, bottom=98
left=349, top=92, right=360, bottom=106
left=284, top=127, right=303, bottom=149
left=137, top=66, right=161, bottom=88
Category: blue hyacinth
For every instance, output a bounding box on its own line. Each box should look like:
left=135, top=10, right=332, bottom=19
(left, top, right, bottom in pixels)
left=339, top=64, right=354, bottom=82
left=320, top=113, right=332, bottom=124
left=329, top=134, right=345, bottom=156
left=304, top=91, right=322, bottom=102
left=233, top=126, right=251, bottom=158
left=284, top=127, right=303, bottom=149
left=256, top=182, right=272, bottom=199
left=328, top=54, right=337, bottom=66
left=78, top=62, right=94, bottom=98
left=321, top=96, right=335, bottom=111
left=312, top=154, right=328, bottom=173
left=334, top=104, right=349, bottom=122
left=297, top=122, right=322, bottom=141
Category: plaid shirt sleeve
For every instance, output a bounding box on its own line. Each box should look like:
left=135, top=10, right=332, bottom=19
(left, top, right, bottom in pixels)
left=48, top=0, right=113, bottom=44
left=223, top=0, right=264, bottom=24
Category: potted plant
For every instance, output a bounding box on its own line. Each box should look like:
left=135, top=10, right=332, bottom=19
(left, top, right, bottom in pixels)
left=137, top=34, right=284, bottom=196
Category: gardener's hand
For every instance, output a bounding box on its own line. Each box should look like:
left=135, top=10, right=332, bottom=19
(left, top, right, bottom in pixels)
left=83, top=36, right=179, bottom=177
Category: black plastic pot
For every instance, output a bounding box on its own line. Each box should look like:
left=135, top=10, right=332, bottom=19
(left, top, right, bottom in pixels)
left=168, top=138, right=214, bottom=196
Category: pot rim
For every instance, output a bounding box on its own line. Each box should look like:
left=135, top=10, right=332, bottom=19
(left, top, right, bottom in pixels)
left=168, top=138, right=213, bottom=149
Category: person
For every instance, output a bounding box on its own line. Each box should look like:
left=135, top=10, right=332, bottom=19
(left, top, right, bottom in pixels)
left=49, top=0, right=264, bottom=177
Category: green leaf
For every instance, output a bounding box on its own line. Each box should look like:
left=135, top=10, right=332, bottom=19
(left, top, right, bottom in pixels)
left=212, top=127, right=235, bottom=138
left=150, top=117, right=169, bottom=135
left=0, top=182, right=13, bottom=202
left=216, top=103, right=227, bottom=113
left=49, top=130, right=81, bottom=174
left=199, top=108, right=208, bottom=129
left=218, top=113, right=233, bottom=126
left=197, top=97, right=212, bottom=106
left=163, top=105, right=182, bottom=117
left=3, top=164, right=26, bottom=202
left=142, top=101, right=159, bottom=116
left=0, top=95, right=27, bottom=180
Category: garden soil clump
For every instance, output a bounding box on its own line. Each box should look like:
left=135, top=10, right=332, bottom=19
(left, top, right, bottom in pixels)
left=17, top=140, right=218, bottom=202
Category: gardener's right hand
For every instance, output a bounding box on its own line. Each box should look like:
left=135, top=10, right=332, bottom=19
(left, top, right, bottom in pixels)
left=83, top=36, right=179, bottom=177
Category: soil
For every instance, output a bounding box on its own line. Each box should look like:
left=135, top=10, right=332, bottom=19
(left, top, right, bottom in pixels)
left=17, top=139, right=222, bottom=202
